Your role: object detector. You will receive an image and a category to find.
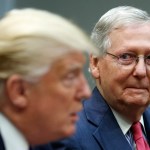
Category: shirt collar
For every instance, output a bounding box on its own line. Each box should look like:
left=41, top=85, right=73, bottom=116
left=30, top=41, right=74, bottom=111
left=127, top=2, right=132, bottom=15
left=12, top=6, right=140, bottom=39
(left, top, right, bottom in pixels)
left=0, top=113, right=29, bottom=150
left=111, top=108, right=144, bottom=135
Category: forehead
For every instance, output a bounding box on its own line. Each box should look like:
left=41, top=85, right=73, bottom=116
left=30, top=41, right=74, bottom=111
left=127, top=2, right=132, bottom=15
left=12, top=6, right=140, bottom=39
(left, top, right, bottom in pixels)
left=50, top=52, right=85, bottom=73
left=37, top=51, right=86, bottom=83
left=110, top=24, right=150, bottom=40
left=108, top=24, right=150, bottom=52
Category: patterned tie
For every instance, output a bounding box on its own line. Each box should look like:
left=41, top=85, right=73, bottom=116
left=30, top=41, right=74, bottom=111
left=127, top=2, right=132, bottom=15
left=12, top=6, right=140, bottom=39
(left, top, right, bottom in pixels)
left=131, top=122, right=150, bottom=150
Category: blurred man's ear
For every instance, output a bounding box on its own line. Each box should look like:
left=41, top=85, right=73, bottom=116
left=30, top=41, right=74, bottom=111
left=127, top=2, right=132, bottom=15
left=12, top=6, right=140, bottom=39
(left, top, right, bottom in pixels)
left=89, top=54, right=100, bottom=79
left=5, top=75, right=28, bottom=109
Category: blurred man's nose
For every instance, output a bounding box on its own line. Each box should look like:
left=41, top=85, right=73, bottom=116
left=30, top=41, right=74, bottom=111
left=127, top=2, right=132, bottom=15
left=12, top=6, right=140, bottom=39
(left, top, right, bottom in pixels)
left=81, top=80, right=91, bottom=99
left=76, top=74, right=91, bottom=100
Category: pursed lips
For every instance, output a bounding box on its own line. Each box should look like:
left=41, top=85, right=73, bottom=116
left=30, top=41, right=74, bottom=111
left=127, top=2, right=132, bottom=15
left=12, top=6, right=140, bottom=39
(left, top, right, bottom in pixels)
left=125, top=82, right=149, bottom=90
left=125, top=87, right=149, bottom=93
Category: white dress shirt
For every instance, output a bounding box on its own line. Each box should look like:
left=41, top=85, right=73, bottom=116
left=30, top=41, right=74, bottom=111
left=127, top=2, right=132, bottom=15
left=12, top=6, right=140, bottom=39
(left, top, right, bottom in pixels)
left=111, top=108, right=145, bottom=134
left=111, top=108, right=145, bottom=150
left=0, top=113, right=29, bottom=150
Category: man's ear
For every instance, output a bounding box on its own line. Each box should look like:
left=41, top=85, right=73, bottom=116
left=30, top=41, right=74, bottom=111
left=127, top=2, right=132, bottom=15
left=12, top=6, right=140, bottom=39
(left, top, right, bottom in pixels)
left=89, top=54, right=100, bottom=79
left=5, top=74, right=28, bottom=109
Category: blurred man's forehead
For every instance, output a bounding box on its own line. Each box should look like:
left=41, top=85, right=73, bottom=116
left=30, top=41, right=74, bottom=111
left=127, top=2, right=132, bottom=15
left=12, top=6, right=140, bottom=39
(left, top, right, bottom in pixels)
left=48, top=52, right=85, bottom=74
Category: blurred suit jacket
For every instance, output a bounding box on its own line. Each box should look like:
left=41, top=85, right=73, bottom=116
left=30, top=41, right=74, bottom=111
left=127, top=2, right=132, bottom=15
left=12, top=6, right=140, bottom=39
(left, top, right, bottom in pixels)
left=32, top=144, right=53, bottom=150
left=50, top=87, right=150, bottom=150
left=0, top=134, right=5, bottom=150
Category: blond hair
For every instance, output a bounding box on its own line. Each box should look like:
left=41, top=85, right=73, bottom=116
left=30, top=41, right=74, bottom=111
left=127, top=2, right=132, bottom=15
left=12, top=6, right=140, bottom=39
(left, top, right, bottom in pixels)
left=0, top=8, right=98, bottom=82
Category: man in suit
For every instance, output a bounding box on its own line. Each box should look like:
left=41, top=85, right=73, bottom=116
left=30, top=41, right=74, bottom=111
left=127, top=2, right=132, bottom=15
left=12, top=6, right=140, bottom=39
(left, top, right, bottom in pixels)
left=51, top=6, right=150, bottom=150
left=0, top=8, right=98, bottom=150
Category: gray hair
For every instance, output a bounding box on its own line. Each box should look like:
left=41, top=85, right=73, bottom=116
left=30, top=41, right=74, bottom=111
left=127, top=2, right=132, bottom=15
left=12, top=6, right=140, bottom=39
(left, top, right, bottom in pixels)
left=91, top=6, right=150, bottom=56
left=0, top=8, right=98, bottom=82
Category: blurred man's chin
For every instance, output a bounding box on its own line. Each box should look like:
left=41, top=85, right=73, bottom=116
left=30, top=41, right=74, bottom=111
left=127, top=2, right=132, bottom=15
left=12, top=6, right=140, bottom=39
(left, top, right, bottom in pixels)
left=61, top=124, right=76, bottom=138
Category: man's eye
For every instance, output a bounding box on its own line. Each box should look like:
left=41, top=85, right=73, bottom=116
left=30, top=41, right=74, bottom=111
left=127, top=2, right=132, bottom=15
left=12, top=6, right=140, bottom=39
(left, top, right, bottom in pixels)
left=146, top=55, right=150, bottom=60
left=119, top=53, right=135, bottom=60
left=146, top=55, right=150, bottom=64
left=66, top=73, right=76, bottom=80
left=62, top=73, right=77, bottom=87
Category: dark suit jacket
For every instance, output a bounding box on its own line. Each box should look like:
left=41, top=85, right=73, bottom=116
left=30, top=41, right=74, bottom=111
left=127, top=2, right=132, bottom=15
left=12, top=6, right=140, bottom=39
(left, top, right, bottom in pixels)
left=0, top=134, right=5, bottom=150
left=51, top=87, right=150, bottom=150
left=32, top=143, right=53, bottom=150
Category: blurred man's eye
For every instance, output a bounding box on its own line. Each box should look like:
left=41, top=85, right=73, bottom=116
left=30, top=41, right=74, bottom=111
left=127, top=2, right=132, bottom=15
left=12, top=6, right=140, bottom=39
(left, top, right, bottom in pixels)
left=62, top=72, right=78, bottom=87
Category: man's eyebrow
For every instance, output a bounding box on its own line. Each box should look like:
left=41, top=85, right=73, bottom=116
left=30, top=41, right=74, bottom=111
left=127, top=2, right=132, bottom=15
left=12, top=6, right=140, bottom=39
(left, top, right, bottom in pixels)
left=66, top=63, right=83, bottom=71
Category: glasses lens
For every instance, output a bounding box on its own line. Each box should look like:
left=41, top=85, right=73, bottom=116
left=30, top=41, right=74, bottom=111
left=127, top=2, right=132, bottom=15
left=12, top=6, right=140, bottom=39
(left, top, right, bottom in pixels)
left=118, top=53, right=136, bottom=65
left=106, top=52, right=150, bottom=71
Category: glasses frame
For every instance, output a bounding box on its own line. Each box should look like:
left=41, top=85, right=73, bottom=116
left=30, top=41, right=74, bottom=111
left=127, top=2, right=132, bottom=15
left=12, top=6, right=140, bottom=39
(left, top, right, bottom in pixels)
left=105, top=52, right=150, bottom=69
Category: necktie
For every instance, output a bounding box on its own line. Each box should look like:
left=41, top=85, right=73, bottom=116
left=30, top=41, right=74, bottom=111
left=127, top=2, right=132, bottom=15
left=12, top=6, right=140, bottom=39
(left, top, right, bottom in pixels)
left=131, top=122, right=150, bottom=150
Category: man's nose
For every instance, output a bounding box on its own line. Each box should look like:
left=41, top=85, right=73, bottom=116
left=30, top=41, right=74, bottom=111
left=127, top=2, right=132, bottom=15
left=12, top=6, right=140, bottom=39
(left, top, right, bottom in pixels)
left=76, top=74, right=91, bottom=100
left=133, top=56, right=147, bottom=78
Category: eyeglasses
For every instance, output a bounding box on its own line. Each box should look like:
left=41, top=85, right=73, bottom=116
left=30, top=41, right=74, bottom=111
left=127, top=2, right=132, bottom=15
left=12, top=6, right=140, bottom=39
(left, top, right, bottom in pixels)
left=105, top=52, right=150, bottom=70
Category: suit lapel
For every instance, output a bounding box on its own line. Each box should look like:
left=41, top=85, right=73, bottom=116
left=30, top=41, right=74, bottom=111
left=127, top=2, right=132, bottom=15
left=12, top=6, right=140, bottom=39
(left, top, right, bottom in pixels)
left=93, top=109, right=131, bottom=150
left=143, top=106, right=150, bottom=145
left=84, top=87, right=132, bottom=150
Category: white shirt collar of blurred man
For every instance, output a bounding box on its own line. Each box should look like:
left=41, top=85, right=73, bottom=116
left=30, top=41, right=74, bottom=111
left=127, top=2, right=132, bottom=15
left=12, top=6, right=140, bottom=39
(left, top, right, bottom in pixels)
left=0, top=113, right=29, bottom=150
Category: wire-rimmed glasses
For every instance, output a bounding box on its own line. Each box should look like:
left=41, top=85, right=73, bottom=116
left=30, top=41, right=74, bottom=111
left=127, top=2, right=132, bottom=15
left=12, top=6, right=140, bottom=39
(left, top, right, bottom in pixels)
left=105, top=52, right=150, bottom=70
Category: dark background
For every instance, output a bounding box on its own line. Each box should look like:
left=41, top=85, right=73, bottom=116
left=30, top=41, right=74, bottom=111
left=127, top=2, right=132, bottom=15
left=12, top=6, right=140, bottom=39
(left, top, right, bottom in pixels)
left=1, top=0, right=150, bottom=88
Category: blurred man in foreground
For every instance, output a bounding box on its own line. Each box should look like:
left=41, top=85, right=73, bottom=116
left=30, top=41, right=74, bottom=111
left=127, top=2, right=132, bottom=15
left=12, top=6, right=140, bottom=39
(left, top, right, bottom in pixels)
left=0, top=8, right=98, bottom=150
